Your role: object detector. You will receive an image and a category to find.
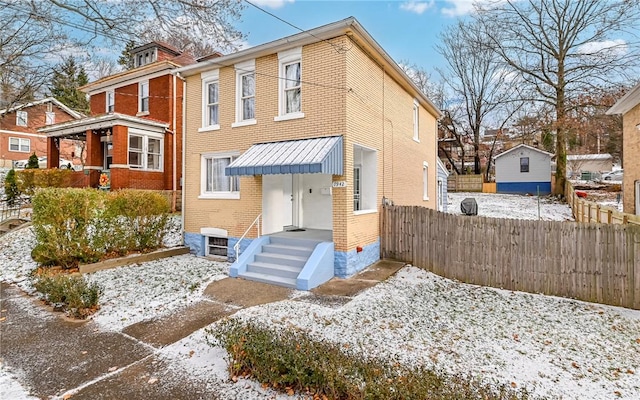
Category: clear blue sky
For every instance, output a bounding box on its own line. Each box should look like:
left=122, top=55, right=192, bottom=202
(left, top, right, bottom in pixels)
left=236, top=1, right=471, bottom=73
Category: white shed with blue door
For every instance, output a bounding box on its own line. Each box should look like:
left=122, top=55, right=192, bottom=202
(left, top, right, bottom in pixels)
left=494, top=144, right=553, bottom=195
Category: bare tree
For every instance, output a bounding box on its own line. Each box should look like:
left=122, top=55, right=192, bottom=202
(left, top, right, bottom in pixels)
left=399, top=61, right=446, bottom=108
left=0, top=0, right=244, bottom=107
left=476, top=0, right=640, bottom=195
left=436, top=19, right=520, bottom=175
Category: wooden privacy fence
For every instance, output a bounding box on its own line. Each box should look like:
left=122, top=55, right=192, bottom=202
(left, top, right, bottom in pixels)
left=447, top=174, right=483, bottom=192
left=381, top=205, right=640, bottom=310
left=566, top=182, right=640, bottom=226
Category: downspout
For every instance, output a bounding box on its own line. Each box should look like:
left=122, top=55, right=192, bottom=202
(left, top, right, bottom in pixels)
left=172, top=73, right=177, bottom=212
left=175, top=71, right=187, bottom=246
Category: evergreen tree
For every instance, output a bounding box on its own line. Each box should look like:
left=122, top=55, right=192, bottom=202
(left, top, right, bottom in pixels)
left=26, top=153, right=39, bottom=169
left=4, top=169, right=20, bottom=206
left=118, top=40, right=137, bottom=70
left=49, top=56, right=90, bottom=114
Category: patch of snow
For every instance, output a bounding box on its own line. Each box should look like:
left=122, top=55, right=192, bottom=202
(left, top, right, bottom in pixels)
left=0, top=365, right=39, bottom=400
left=447, top=192, right=574, bottom=221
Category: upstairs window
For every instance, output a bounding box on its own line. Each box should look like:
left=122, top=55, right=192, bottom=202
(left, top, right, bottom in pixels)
left=16, top=111, right=27, bottom=127
left=233, top=60, right=256, bottom=127
left=200, top=69, right=221, bottom=131
left=520, top=157, right=530, bottom=173
left=276, top=47, right=304, bottom=121
left=413, top=100, right=420, bottom=142
left=45, top=111, right=55, bottom=125
left=139, top=81, right=149, bottom=113
left=106, top=91, right=115, bottom=113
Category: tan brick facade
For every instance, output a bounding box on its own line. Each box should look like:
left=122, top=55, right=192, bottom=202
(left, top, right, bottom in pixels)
left=622, top=102, right=639, bottom=214
left=182, top=33, right=439, bottom=260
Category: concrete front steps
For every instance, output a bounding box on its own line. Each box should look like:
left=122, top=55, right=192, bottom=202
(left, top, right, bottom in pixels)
left=231, top=236, right=335, bottom=290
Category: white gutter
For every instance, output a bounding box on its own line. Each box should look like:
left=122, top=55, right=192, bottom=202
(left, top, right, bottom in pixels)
left=176, top=71, right=187, bottom=246
left=172, top=73, right=177, bottom=209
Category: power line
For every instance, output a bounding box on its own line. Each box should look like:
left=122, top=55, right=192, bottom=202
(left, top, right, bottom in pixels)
left=243, top=0, right=351, bottom=54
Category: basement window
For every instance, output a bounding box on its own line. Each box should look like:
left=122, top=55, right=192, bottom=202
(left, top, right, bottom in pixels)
left=206, top=236, right=228, bottom=257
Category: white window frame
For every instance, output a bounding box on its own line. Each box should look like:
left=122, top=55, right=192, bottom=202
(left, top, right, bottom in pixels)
left=199, top=151, right=241, bottom=199
left=138, top=81, right=149, bottom=114
left=199, top=69, right=220, bottom=132
left=275, top=47, right=304, bottom=121
left=353, top=144, right=378, bottom=215
left=413, top=99, right=420, bottom=142
left=106, top=90, right=115, bottom=113
left=9, top=137, right=30, bottom=153
left=423, top=161, right=429, bottom=200
left=45, top=111, right=55, bottom=125
left=127, top=129, right=163, bottom=171
left=232, top=59, right=256, bottom=127
left=16, top=111, right=27, bottom=127
left=437, top=177, right=444, bottom=211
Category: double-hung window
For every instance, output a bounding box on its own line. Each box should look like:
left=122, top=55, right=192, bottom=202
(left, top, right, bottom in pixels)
left=200, top=69, right=220, bottom=131
left=9, top=137, right=30, bottom=152
left=423, top=162, right=429, bottom=200
left=45, top=112, right=55, bottom=125
left=520, top=157, right=529, bottom=173
left=200, top=152, right=240, bottom=199
left=353, top=166, right=361, bottom=211
left=16, top=111, right=27, bottom=127
left=353, top=144, right=377, bottom=214
left=128, top=129, right=162, bottom=171
left=139, top=81, right=149, bottom=114
left=233, top=60, right=256, bottom=127
left=275, top=47, right=304, bottom=121
left=413, top=100, right=420, bottom=142
left=106, top=91, right=115, bottom=113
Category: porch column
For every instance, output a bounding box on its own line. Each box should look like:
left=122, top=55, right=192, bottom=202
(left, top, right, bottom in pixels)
left=47, top=137, right=60, bottom=168
left=109, top=125, right=129, bottom=190
left=85, top=129, right=103, bottom=169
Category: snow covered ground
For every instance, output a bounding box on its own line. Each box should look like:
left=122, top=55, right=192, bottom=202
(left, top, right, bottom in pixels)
left=3, top=200, right=640, bottom=399
left=447, top=192, right=575, bottom=221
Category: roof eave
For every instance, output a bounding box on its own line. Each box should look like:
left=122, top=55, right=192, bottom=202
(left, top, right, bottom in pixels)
left=606, top=82, right=640, bottom=115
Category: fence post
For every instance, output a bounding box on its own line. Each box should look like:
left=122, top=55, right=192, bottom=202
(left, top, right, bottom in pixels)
left=596, top=205, right=601, bottom=223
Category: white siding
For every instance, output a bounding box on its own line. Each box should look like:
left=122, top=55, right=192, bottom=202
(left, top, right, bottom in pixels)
left=495, top=147, right=551, bottom=183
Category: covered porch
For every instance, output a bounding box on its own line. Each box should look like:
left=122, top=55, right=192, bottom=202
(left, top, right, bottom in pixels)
left=38, top=113, right=170, bottom=190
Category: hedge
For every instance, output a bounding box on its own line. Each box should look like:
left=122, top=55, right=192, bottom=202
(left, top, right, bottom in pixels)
left=31, top=188, right=170, bottom=268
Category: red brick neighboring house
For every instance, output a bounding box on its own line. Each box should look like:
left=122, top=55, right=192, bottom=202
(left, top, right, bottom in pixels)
left=0, top=98, right=83, bottom=168
left=39, top=42, right=197, bottom=195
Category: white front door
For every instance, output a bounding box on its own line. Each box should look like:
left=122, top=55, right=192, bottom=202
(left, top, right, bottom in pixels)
left=283, top=175, right=293, bottom=227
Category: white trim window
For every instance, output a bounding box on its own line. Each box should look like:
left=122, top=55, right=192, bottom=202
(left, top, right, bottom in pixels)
left=233, top=60, right=256, bottom=127
left=275, top=47, right=304, bottom=121
left=9, top=137, right=30, bottom=152
left=45, top=111, right=55, bottom=125
left=106, top=90, right=115, bottom=113
left=16, top=111, right=27, bottom=127
left=128, top=129, right=163, bottom=171
left=139, top=81, right=149, bottom=113
left=200, top=152, right=240, bottom=199
left=437, top=177, right=444, bottom=211
left=423, top=161, right=429, bottom=200
left=353, top=144, right=378, bottom=214
left=413, top=99, right=420, bottom=142
left=200, top=69, right=220, bottom=131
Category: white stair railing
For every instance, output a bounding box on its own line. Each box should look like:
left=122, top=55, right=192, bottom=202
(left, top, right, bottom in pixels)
left=234, top=213, right=261, bottom=260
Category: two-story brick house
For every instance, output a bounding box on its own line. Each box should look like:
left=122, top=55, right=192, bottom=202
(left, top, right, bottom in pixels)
left=39, top=42, right=196, bottom=202
left=177, top=17, right=442, bottom=289
left=0, top=98, right=83, bottom=168
left=607, top=82, right=640, bottom=215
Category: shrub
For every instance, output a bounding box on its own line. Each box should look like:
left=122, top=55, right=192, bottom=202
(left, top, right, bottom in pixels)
left=32, top=272, right=102, bottom=319
left=16, top=169, right=72, bottom=196
left=4, top=169, right=20, bottom=205
left=26, top=153, right=39, bottom=169
left=209, top=320, right=534, bottom=400
left=31, top=188, right=170, bottom=268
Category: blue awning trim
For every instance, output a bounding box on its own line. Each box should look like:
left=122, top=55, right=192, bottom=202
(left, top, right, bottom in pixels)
left=226, top=136, right=343, bottom=176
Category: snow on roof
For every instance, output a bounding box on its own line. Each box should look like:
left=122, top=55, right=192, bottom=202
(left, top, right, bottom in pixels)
left=567, top=154, right=612, bottom=161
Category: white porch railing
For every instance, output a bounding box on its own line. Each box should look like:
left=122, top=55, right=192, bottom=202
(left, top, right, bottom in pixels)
left=234, top=213, right=262, bottom=259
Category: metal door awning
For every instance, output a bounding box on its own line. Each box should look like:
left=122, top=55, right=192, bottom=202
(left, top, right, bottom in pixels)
left=225, top=135, right=343, bottom=176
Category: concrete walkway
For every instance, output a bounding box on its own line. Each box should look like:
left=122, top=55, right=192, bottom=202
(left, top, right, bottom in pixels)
left=0, top=260, right=404, bottom=399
